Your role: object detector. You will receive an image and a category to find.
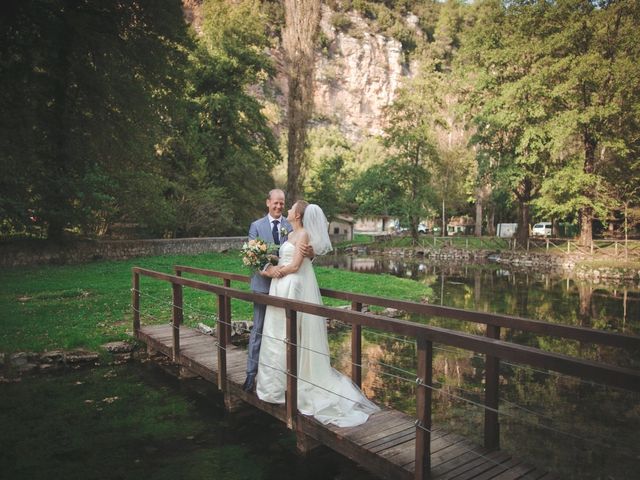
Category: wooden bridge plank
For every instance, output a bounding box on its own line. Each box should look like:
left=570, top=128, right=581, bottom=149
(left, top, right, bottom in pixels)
left=520, top=470, right=552, bottom=480
left=491, top=463, right=537, bottom=480
left=430, top=440, right=486, bottom=472
left=383, top=430, right=467, bottom=469
left=297, top=414, right=413, bottom=480
left=425, top=436, right=476, bottom=468
left=446, top=451, right=513, bottom=480
left=459, top=457, right=522, bottom=480
left=341, top=410, right=412, bottom=443
left=370, top=429, right=416, bottom=454
left=358, top=416, right=413, bottom=440
left=533, top=472, right=559, bottom=480
left=366, top=426, right=415, bottom=450
left=427, top=443, right=489, bottom=478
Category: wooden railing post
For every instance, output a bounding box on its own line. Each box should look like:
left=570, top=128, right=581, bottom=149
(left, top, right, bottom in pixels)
left=484, top=324, right=500, bottom=450
left=415, top=336, right=433, bottom=480
left=286, top=308, right=298, bottom=430
left=216, top=293, right=227, bottom=391
left=224, top=278, right=232, bottom=344
left=132, top=271, right=140, bottom=335
left=172, top=282, right=183, bottom=361
left=351, top=301, right=363, bottom=388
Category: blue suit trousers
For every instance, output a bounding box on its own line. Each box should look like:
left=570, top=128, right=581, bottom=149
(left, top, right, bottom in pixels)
left=246, top=298, right=267, bottom=377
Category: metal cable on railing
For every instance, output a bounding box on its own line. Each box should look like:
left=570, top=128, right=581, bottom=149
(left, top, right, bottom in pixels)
left=346, top=320, right=634, bottom=393
left=132, top=288, right=218, bottom=323
left=135, top=299, right=632, bottom=456
left=256, top=358, right=378, bottom=407
left=369, top=357, right=630, bottom=453
left=134, top=287, right=637, bottom=403
left=134, top=287, right=635, bottom=398
left=132, top=279, right=638, bottom=461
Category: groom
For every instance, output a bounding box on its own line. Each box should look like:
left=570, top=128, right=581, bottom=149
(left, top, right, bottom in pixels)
left=243, top=189, right=292, bottom=392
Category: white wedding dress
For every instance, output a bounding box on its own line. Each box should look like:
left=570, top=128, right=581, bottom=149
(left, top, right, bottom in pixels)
left=256, top=241, right=379, bottom=427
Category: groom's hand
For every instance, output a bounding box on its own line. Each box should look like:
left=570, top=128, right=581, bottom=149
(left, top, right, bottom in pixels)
left=301, top=243, right=315, bottom=259
left=261, top=265, right=276, bottom=277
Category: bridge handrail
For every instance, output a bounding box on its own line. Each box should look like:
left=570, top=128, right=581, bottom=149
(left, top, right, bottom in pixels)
left=138, top=267, right=640, bottom=392
left=173, top=265, right=640, bottom=351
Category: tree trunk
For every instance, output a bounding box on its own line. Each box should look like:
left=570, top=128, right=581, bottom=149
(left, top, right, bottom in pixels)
left=286, top=73, right=307, bottom=202
left=514, top=178, right=532, bottom=244
left=283, top=0, right=321, bottom=203
left=475, top=184, right=491, bottom=237
left=579, top=130, right=597, bottom=246
left=578, top=206, right=593, bottom=247
left=486, top=207, right=496, bottom=236
left=624, top=201, right=628, bottom=260
left=410, top=217, right=419, bottom=245
left=442, top=198, right=446, bottom=236
left=517, top=201, right=530, bottom=244
left=475, top=191, right=483, bottom=237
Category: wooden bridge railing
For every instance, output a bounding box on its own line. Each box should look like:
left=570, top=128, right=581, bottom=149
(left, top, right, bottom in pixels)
left=133, top=266, right=640, bottom=480
left=172, top=265, right=640, bottom=451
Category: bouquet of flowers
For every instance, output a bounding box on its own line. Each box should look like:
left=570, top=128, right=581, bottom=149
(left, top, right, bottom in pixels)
left=240, top=238, right=279, bottom=272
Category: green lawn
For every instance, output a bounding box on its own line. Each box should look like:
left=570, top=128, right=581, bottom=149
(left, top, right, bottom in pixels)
left=0, top=251, right=431, bottom=353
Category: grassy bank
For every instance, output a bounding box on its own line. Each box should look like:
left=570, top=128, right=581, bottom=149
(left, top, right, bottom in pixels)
left=0, top=252, right=431, bottom=353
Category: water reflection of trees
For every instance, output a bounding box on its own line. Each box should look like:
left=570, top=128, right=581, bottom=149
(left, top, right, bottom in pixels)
left=327, top=325, right=640, bottom=480
left=321, top=255, right=640, bottom=365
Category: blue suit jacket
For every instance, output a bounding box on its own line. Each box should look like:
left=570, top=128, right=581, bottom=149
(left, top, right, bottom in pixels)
left=248, top=215, right=292, bottom=293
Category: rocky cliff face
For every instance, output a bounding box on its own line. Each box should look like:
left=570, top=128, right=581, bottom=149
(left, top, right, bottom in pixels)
left=311, top=6, right=411, bottom=139
left=182, top=1, right=414, bottom=140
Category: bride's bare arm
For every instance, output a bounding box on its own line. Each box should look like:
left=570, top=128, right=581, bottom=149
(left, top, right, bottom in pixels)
left=273, top=231, right=309, bottom=277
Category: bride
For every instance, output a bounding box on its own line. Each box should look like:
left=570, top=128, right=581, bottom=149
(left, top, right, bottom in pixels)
left=256, top=201, right=379, bottom=427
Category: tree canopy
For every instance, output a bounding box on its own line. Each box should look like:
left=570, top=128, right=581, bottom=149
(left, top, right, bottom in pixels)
left=2, top=0, right=639, bottom=241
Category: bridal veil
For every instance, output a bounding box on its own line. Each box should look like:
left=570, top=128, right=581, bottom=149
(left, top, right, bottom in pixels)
left=303, top=204, right=333, bottom=256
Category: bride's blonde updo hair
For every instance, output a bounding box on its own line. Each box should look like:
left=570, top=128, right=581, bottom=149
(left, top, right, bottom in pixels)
left=295, top=200, right=309, bottom=221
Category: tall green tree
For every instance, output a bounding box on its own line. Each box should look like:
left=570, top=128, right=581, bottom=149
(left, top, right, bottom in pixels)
left=383, top=61, right=443, bottom=242
left=533, top=0, right=640, bottom=245
left=0, top=0, right=190, bottom=239
left=283, top=0, right=322, bottom=203
left=304, top=127, right=355, bottom=221
left=459, top=0, right=553, bottom=243
left=169, top=0, right=279, bottom=235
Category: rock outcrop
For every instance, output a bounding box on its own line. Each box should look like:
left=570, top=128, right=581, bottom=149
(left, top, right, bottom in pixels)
left=182, top=1, right=414, bottom=141
left=311, top=6, right=410, bottom=139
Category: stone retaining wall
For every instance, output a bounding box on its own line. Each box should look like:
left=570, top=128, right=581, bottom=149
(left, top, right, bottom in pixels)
left=0, top=237, right=246, bottom=267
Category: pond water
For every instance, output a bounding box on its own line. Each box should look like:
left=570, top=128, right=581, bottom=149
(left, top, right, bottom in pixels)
left=316, top=254, right=640, bottom=479
left=0, top=361, right=376, bottom=480
left=316, top=254, right=640, bottom=339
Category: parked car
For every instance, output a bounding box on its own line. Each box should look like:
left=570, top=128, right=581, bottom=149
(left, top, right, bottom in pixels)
left=532, top=222, right=552, bottom=237
left=418, top=223, right=428, bottom=234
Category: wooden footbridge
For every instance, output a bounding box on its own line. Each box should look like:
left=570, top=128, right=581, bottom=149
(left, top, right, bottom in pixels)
left=131, top=266, right=640, bottom=480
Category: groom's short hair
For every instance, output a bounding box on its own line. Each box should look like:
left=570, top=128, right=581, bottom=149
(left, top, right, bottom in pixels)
left=268, top=189, right=285, bottom=200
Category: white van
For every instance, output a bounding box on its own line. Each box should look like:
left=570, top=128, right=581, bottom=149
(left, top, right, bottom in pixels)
left=532, top=222, right=552, bottom=237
